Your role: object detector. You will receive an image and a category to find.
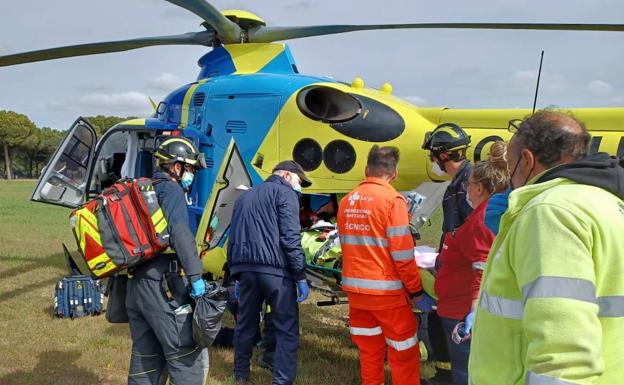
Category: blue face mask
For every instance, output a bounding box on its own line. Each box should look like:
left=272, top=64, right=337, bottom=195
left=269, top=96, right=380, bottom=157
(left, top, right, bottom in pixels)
left=293, top=183, right=302, bottom=193
left=181, top=171, right=194, bottom=190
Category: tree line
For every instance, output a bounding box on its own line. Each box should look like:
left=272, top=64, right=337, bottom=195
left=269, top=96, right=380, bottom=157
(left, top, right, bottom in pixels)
left=0, top=110, right=136, bottom=180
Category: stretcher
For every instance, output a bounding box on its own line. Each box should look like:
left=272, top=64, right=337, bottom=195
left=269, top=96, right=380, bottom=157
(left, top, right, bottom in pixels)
left=305, top=182, right=448, bottom=306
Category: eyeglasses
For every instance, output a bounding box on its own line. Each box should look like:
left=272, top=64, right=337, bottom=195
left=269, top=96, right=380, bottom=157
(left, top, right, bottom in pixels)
left=508, top=119, right=523, bottom=133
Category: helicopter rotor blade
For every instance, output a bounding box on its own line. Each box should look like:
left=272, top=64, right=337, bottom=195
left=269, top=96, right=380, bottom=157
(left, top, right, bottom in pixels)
left=249, top=22, right=624, bottom=43
left=0, top=31, right=214, bottom=67
left=164, top=0, right=241, bottom=43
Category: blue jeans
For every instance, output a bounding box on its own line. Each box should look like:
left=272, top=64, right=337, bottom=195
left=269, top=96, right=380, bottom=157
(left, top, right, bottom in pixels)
left=440, top=317, right=471, bottom=385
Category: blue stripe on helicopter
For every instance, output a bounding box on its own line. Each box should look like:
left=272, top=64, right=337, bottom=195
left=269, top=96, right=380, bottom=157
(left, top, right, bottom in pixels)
left=182, top=73, right=337, bottom=234
left=160, top=82, right=194, bottom=126
left=197, top=47, right=236, bottom=80
left=258, top=45, right=298, bottom=75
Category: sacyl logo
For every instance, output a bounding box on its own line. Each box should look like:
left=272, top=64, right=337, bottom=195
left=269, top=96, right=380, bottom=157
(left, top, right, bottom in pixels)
left=349, top=191, right=361, bottom=206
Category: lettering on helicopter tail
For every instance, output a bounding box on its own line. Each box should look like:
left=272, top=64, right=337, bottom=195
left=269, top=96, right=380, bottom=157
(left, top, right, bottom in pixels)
left=293, top=138, right=323, bottom=171
left=330, top=94, right=405, bottom=142
left=618, top=137, right=624, bottom=159
left=473, top=135, right=504, bottom=163
left=590, top=136, right=603, bottom=154
left=323, top=140, right=356, bottom=174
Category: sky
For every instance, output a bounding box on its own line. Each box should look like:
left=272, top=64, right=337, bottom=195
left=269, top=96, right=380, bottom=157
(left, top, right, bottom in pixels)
left=0, top=0, right=622, bottom=130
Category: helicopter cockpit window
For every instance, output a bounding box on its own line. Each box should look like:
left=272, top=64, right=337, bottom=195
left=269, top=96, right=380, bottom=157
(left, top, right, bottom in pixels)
left=296, top=86, right=361, bottom=123
left=157, top=102, right=167, bottom=118
left=34, top=122, right=95, bottom=207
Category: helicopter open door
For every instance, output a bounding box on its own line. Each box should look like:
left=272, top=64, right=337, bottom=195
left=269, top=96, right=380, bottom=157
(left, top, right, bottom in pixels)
left=31, top=118, right=96, bottom=208
left=196, top=138, right=252, bottom=279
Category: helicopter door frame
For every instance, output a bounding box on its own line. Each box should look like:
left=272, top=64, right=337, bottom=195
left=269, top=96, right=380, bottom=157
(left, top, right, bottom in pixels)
left=85, top=125, right=155, bottom=199
left=196, top=138, right=252, bottom=250
left=31, top=117, right=97, bottom=208
left=195, top=138, right=252, bottom=263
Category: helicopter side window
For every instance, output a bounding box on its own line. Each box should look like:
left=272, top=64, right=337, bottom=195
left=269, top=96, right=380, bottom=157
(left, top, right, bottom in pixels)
left=135, top=135, right=156, bottom=178
left=43, top=128, right=93, bottom=199
left=90, top=130, right=129, bottom=192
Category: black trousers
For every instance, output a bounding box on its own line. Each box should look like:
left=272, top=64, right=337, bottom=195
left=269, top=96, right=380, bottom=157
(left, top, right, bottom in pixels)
left=126, top=276, right=208, bottom=385
left=234, top=272, right=299, bottom=385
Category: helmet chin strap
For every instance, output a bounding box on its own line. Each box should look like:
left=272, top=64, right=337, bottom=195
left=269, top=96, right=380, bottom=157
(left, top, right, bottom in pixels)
left=434, top=153, right=452, bottom=172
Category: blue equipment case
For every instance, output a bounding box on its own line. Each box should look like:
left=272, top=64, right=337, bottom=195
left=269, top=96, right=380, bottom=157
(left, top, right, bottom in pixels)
left=54, top=275, right=103, bottom=319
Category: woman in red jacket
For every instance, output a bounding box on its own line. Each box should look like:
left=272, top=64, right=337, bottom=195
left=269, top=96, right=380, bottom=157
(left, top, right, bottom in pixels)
left=433, top=141, right=508, bottom=385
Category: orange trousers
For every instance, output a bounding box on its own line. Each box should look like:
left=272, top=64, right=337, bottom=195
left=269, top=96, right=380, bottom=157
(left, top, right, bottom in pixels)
left=349, top=304, right=420, bottom=385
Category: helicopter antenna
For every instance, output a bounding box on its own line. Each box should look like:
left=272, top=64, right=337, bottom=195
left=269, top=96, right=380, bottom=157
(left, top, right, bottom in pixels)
left=532, top=50, right=545, bottom=114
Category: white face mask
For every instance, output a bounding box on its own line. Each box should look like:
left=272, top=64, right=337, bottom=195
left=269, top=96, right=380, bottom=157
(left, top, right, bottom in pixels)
left=466, top=191, right=474, bottom=209
left=287, top=172, right=302, bottom=192
left=431, top=162, right=446, bottom=177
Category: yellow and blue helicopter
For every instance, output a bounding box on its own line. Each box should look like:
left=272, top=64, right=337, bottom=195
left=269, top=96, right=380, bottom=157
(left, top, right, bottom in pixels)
left=3, top=0, right=623, bottom=280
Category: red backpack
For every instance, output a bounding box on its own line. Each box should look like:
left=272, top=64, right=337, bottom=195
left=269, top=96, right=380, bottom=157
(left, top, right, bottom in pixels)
left=70, top=178, right=170, bottom=278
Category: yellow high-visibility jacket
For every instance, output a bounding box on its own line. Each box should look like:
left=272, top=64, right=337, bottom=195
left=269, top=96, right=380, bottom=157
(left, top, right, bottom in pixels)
left=469, top=172, right=624, bottom=385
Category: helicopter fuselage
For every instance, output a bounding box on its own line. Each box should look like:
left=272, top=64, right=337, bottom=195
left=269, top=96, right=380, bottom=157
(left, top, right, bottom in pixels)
left=31, top=42, right=624, bottom=280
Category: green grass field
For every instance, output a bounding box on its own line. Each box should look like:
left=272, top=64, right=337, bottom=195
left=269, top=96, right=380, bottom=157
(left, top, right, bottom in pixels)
left=0, top=180, right=442, bottom=385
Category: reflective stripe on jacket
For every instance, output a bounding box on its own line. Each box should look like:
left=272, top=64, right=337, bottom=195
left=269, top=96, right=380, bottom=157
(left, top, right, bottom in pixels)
left=469, top=177, right=624, bottom=385
left=338, top=177, right=422, bottom=297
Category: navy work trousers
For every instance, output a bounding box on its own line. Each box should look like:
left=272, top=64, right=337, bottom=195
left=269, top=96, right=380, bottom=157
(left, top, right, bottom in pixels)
left=440, top=317, right=471, bottom=385
left=234, top=272, right=299, bottom=385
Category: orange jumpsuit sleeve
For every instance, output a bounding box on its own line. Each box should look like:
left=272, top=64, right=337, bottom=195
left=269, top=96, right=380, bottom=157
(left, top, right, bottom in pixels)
left=386, top=197, right=423, bottom=296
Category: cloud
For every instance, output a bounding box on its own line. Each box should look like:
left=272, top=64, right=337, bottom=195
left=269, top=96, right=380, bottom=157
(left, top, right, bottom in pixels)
left=49, top=91, right=153, bottom=116
left=609, top=96, right=624, bottom=105
left=402, top=95, right=429, bottom=106
left=284, top=1, right=314, bottom=10
left=78, top=84, right=116, bottom=94
left=147, top=72, right=184, bottom=93
left=587, top=80, right=614, bottom=96
left=508, top=70, right=568, bottom=95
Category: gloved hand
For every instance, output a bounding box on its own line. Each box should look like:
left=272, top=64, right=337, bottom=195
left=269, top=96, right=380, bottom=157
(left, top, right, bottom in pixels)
left=190, top=278, right=206, bottom=298
left=414, top=293, right=437, bottom=312
left=484, top=188, right=511, bottom=235
left=234, top=280, right=240, bottom=301
left=463, top=308, right=476, bottom=335
left=296, top=280, right=309, bottom=303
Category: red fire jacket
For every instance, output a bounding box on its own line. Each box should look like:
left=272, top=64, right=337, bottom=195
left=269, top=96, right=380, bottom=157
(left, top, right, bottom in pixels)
left=434, top=199, right=494, bottom=320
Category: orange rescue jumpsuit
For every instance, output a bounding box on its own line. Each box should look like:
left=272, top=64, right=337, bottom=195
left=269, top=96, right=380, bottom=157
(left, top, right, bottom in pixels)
left=338, top=177, right=423, bottom=385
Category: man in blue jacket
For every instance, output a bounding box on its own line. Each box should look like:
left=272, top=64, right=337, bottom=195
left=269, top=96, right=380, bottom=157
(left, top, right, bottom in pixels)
left=228, top=160, right=312, bottom=385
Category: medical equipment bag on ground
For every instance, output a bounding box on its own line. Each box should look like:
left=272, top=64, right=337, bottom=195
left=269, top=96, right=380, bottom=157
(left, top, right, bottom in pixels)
left=69, top=178, right=170, bottom=279
left=54, top=275, right=103, bottom=319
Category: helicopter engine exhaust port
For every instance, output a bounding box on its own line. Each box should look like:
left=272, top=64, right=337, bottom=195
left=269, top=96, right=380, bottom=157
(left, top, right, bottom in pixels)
left=293, top=138, right=323, bottom=172
left=296, top=86, right=361, bottom=123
